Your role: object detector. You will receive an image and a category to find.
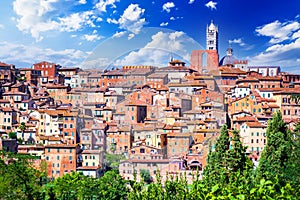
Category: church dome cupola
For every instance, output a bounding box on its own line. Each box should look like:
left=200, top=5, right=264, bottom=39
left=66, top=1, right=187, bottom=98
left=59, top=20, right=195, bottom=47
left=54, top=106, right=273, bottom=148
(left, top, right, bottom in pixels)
left=219, top=47, right=237, bottom=66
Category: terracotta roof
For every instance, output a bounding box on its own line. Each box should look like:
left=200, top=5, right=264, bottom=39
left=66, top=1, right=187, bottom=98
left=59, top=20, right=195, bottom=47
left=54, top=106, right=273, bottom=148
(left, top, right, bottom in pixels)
left=147, top=73, right=168, bottom=78
left=244, top=121, right=266, bottom=128
left=45, top=144, right=77, bottom=148
left=0, top=62, right=11, bottom=66
left=126, top=99, right=148, bottom=106
left=118, top=126, right=131, bottom=132
left=82, top=150, right=101, bottom=154
left=77, top=166, right=101, bottom=170
left=234, top=116, right=257, bottom=122
left=273, top=88, right=300, bottom=95
left=122, top=159, right=170, bottom=163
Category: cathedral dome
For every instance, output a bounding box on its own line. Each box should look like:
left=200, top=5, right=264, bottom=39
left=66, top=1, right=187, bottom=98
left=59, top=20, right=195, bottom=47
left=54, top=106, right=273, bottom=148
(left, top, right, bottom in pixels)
left=219, top=47, right=237, bottom=66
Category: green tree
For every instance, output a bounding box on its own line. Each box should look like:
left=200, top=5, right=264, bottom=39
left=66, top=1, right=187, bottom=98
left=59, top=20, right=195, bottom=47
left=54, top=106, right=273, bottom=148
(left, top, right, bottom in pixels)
left=203, top=124, right=230, bottom=186
left=227, top=129, right=252, bottom=175
left=256, top=111, right=292, bottom=184
left=106, top=153, right=125, bottom=169
left=8, top=131, right=17, bottom=139
left=19, top=122, right=27, bottom=142
left=0, top=151, right=43, bottom=199
left=97, top=170, right=129, bottom=200
left=140, top=169, right=151, bottom=183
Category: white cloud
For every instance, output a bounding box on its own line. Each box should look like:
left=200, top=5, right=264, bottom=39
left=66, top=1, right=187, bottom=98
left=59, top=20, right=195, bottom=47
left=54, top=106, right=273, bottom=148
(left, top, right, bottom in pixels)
left=205, top=1, right=217, bottom=10
left=112, top=31, right=127, bottom=38
left=82, top=30, right=103, bottom=42
left=229, top=38, right=246, bottom=47
left=96, top=17, right=103, bottom=22
left=256, top=20, right=300, bottom=44
left=58, top=11, right=96, bottom=31
left=107, top=18, right=118, bottom=24
left=188, top=0, right=195, bottom=4
left=0, top=41, right=88, bottom=67
left=82, top=57, right=110, bottom=69
left=248, top=37, right=300, bottom=72
left=0, top=24, right=4, bottom=29
left=79, top=0, right=87, bottom=4
left=292, top=30, right=300, bottom=39
left=170, top=17, right=175, bottom=20
left=128, top=33, right=135, bottom=40
left=162, top=2, right=175, bottom=13
left=117, top=4, right=147, bottom=34
left=113, top=31, right=191, bottom=66
left=95, top=0, right=120, bottom=12
left=13, top=0, right=99, bottom=41
left=160, top=22, right=168, bottom=27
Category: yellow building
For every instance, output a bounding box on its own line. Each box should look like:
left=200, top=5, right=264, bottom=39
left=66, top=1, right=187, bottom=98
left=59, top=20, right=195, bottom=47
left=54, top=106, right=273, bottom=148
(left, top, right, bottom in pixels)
left=240, top=121, right=267, bottom=154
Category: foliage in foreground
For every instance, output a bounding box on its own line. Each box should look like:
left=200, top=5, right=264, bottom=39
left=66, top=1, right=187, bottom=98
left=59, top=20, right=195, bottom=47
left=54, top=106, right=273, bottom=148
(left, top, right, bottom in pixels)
left=0, top=113, right=299, bottom=199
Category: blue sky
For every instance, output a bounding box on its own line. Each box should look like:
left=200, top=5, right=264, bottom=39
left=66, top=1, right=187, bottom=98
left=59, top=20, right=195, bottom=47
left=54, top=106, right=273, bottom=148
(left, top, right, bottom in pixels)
left=0, top=0, right=300, bottom=73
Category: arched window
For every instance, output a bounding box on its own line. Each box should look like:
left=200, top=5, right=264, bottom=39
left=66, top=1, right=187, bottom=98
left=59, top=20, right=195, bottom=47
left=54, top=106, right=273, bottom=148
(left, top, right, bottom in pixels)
left=202, top=52, right=208, bottom=73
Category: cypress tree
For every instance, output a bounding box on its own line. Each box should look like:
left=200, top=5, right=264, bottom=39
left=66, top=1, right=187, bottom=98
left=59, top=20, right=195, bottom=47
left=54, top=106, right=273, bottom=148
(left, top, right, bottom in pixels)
left=227, top=129, right=251, bottom=174
left=256, top=111, right=292, bottom=183
left=203, top=125, right=230, bottom=186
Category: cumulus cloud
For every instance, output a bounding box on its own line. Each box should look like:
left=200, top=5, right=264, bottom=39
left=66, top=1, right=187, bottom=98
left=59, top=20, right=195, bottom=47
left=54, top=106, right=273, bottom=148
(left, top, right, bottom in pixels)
left=79, top=0, right=87, bottom=4
left=112, top=31, right=127, bottom=38
left=160, top=22, right=168, bottom=27
left=205, top=1, right=217, bottom=10
left=113, top=31, right=191, bottom=66
left=188, top=0, right=195, bottom=4
left=111, top=4, right=146, bottom=34
left=248, top=18, right=300, bottom=72
left=0, top=41, right=88, bottom=67
left=229, top=38, right=246, bottom=47
left=82, top=30, right=103, bottom=42
left=162, top=2, right=175, bottom=13
left=58, top=11, right=96, bottom=31
left=107, top=18, right=118, bottom=24
left=128, top=33, right=135, bottom=40
left=95, top=0, right=120, bottom=12
left=256, top=20, right=300, bottom=44
left=13, top=0, right=99, bottom=41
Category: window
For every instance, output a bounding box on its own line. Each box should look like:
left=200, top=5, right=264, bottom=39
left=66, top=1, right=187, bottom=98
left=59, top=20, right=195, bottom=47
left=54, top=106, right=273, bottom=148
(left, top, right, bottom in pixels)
left=48, top=148, right=50, bottom=152
left=69, top=156, right=72, bottom=161
left=256, top=139, right=259, bottom=143
left=46, top=156, right=49, bottom=160
left=251, top=139, right=254, bottom=143
left=70, top=124, right=73, bottom=128
left=57, top=149, right=60, bottom=153
left=257, top=132, right=259, bottom=136
left=57, top=156, right=60, bottom=160
left=251, top=132, right=254, bottom=136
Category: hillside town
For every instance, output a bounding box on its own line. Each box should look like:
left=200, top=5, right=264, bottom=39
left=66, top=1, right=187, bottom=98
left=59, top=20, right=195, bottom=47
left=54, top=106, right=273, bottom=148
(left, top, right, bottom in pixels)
left=0, top=21, right=300, bottom=183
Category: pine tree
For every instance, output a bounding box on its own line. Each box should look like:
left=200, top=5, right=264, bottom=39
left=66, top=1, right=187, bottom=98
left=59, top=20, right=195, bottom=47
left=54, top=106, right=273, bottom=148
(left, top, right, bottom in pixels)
left=256, top=111, right=292, bottom=183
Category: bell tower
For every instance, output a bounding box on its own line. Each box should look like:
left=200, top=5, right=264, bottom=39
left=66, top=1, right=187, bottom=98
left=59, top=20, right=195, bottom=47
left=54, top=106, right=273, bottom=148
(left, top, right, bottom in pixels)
left=206, top=20, right=218, bottom=52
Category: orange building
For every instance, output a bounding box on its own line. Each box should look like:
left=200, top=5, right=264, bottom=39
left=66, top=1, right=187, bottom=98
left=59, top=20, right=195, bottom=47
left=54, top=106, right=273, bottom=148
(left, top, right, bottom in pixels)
left=167, top=133, right=191, bottom=158
left=45, top=144, right=82, bottom=178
